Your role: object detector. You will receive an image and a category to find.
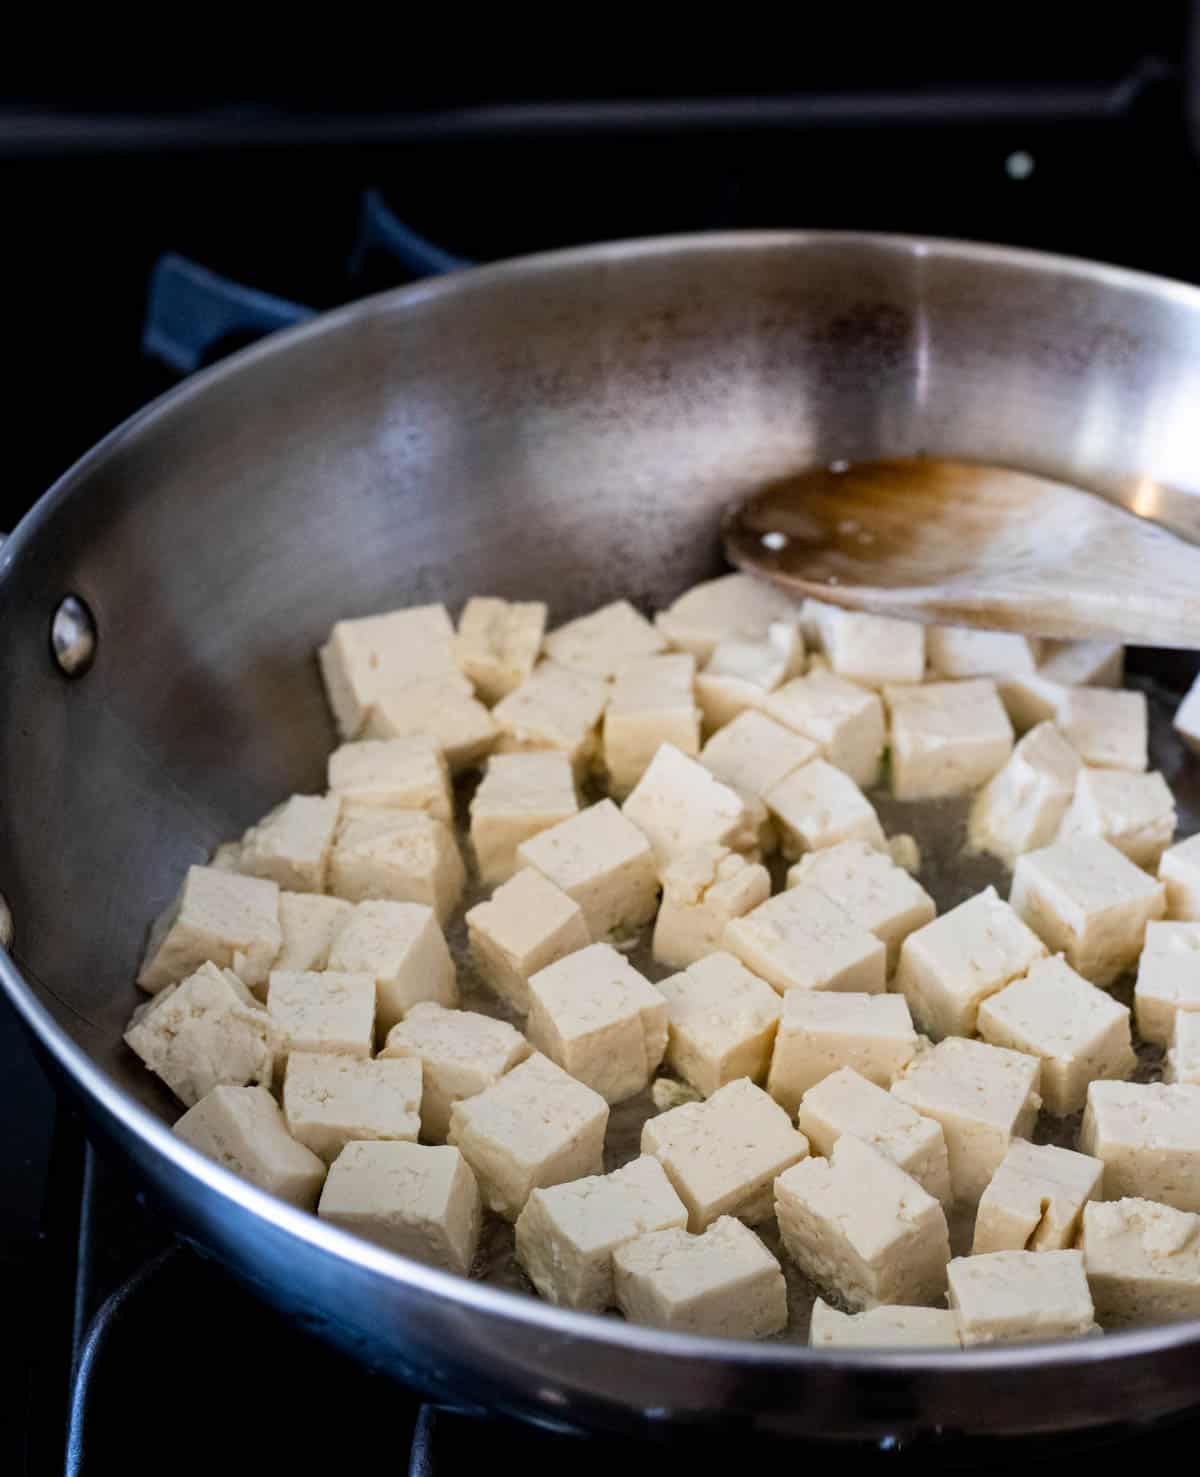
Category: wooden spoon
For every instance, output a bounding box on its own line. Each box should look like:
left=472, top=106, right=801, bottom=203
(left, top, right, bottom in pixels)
left=722, top=457, right=1200, bottom=648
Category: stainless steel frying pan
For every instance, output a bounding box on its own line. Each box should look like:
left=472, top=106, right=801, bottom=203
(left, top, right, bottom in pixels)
left=4, top=232, right=1200, bottom=1444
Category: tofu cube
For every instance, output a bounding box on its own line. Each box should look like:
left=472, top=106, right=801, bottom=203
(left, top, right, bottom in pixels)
left=1080, top=1080, right=1200, bottom=1213
left=810, top=602, right=926, bottom=688
left=1174, top=671, right=1200, bottom=753
left=455, top=596, right=546, bottom=704
left=1010, top=835, right=1166, bottom=986
left=786, top=839, right=935, bottom=973
left=318, top=1140, right=481, bottom=1277
left=446, top=1052, right=609, bottom=1220
left=764, top=670, right=885, bottom=788
left=764, top=759, right=886, bottom=858
left=767, top=991, right=920, bottom=1113
left=622, top=744, right=758, bottom=870
left=363, top=675, right=498, bottom=772
left=276, top=893, right=354, bottom=972
left=1159, top=833, right=1200, bottom=920
left=604, top=653, right=701, bottom=796
left=517, top=798, right=658, bottom=941
left=699, top=709, right=819, bottom=809
left=656, top=952, right=781, bottom=1097
left=694, top=622, right=804, bottom=732
left=318, top=604, right=458, bottom=738
left=1040, top=639, right=1124, bottom=688
left=267, top=970, right=376, bottom=1059
left=327, top=735, right=452, bottom=822
left=327, top=899, right=457, bottom=1032
left=491, top=661, right=610, bottom=777
left=972, top=1139, right=1103, bottom=1255
left=469, top=751, right=579, bottom=885
left=542, top=599, right=666, bottom=679
left=947, top=1250, right=1097, bottom=1344
left=809, top=1299, right=961, bottom=1348
left=976, top=955, right=1135, bottom=1115
left=1081, top=1197, right=1200, bottom=1326
left=283, top=1052, right=422, bottom=1163
left=926, top=625, right=1043, bottom=678
left=328, top=807, right=466, bottom=923
left=1058, top=687, right=1148, bottom=771
left=967, top=722, right=1081, bottom=865
left=642, top=1077, right=808, bottom=1231
left=774, top=1134, right=950, bottom=1309
left=995, top=674, right=1068, bottom=735
left=124, top=962, right=279, bottom=1107
left=1059, top=767, right=1176, bottom=869
left=724, top=887, right=886, bottom=998
left=891, top=1037, right=1042, bottom=1204
left=1167, top=1011, right=1200, bottom=1085
left=651, top=845, right=771, bottom=970
left=654, top=572, right=802, bottom=662
left=894, top=886, right=1047, bottom=1040
left=613, top=1216, right=787, bottom=1339
left=515, top=1155, right=687, bottom=1311
left=465, top=867, right=590, bottom=1014
left=208, top=841, right=242, bottom=872
left=885, top=680, right=1014, bottom=800
left=238, top=794, right=341, bottom=893
left=138, top=865, right=281, bottom=995
left=174, top=1084, right=326, bottom=1209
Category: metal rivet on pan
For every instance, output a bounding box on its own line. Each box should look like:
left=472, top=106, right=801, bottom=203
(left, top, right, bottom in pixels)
left=51, top=595, right=97, bottom=678
left=0, top=893, right=12, bottom=951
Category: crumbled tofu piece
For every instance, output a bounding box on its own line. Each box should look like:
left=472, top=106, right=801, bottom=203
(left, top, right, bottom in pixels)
left=174, top=1084, right=326, bottom=1209
left=238, top=794, right=341, bottom=893
left=796, top=1066, right=951, bottom=1204
left=948, top=1251, right=1097, bottom=1345
left=767, top=991, right=920, bottom=1113
left=318, top=604, right=458, bottom=739
left=889, top=833, right=922, bottom=873
left=318, top=1140, right=482, bottom=1276
left=455, top=597, right=547, bottom=704
left=786, top=839, right=935, bottom=973
left=694, top=623, right=804, bottom=732
left=968, top=722, right=1081, bottom=865
left=894, top=886, right=1047, bottom=1040
left=1167, top=1011, right=1200, bottom=1085
left=765, top=759, right=886, bottom=859
left=209, top=841, right=242, bottom=872
left=775, top=1134, right=950, bottom=1309
left=283, top=1052, right=422, bottom=1163
left=651, top=1077, right=702, bottom=1111
left=446, top=1053, right=608, bottom=1221
left=138, top=865, right=281, bottom=995
left=809, top=1299, right=961, bottom=1348
left=642, top=1077, right=808, bottom=1231
left=613, top=1216, right=787, bottom=1339
left=724, top=887, right=886, bottom=998
left=1080, top=1198, right=1200, bottom=1326
left=926, top=626, right=1043, bottom=678
left=267, top=970, right=376, bottom=1059
left=465, top=868, right=590, bottom=1014
left=517, top=798, right=658, bottom=940
left=656, top=953, right=781, bottom=1098
left=1059, top=767, right=1176, bottom=869
left=891, top=1037, right=1042, bottom=1204
left=884, top=680, right=1014, bottom=801
left=469, top=751, right=579, bottom=885
left=810, top=603, right=925, bottom=688
left=972, top=1140, right=1103, bottom=1254
left=124, top=962, right=279, bottom=1107
left=328, top=736, right=452, bottom=822
left=364, top=675, right=498, bottom=772
left=651, top=845, right=771, bottom=970
left=328, top=806, right=466, bottom=923
left=604, top=653, right=701, bottom=796
left=1040, top=639, right=1124, bottom=688
left=276, top=893, right=354, bottom=973
left=700, top=709, right=819, bottom=813
left=765, top=670, right=885, bottom=788
left=654, top=573, right=801, bottom=662
left=327, top=900, right=457, bottom=1032
left=622, top=744, right=758, bottom=870
left=1174, top=672, right=1200, bottom=754
left=491, top=662, right=610, bottom=777
left=1058, top=687, right=1148, bottom=772
left=1159, top=833, right=1200, bottom=920
left=1010, top=835, right=1165, bottom=986
left=543, top=599, right=666, bottom=679
left=1080, top=1080, right=1200, bottom=1213
left=515, top=1155, right=687, bottom=1311
left=382, top=1002, right=532, bottom=1140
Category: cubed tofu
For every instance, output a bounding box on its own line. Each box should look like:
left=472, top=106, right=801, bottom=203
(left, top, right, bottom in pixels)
left=642, top=1077, right=808, bottom=1231
left=275, top=893, right=354, bottom=972
left=517, top=799, right=658, bottom=941
left=515, top=1155, right=687, bottom=1311
left=455, top=596, right=547, bottom=704
left=1159, top=833, right=1200, bottom=920
left=885, top=680, right=1014, bottom=801
left=767, top=991, right=920, bottom=1113
left=491, top=662, right=610, bottom=777
left=283, top=1052, right=422, bottom=1163
left=318, top=1140, right=482, bottom=1276
left=209, top=841, right=242, bottom=872
left=1080, top=1080, right=1200, bottom=1213
left=327, top=899, right=457, bottom=1032
left=654, top=573, right=802, bottom=662
left=1174, top=672, right=1200, bottom=754
left=968, top=722, right=1081, bottom=865
left=363, top=676, right=498, bottom=772
left=891, top=1037, right=1042, bottom=1204
left=328, top=807, right=466, bottom=923
left=613, top=1216, right=787, bottom=1339
left=694, top=623, right=804, bottom=732
left=926, top=626, right=1042, bottom=679
left=173, top=1084, right=326, bottom=1209
left=469, top=751, right=579, bottom=885
left=604, top=653, right=701, bottom=796
left=446, top=1053, right=609, bottom=1221
left=327, top=735, right=452, bottom=822
left=318, top=604, right=458, bottom=739
left=699, top=710, right=819, bottom=813
left=765, top=759, right=886, bottom=859
left=138, top=865, right=281, bottom=995
left=786, top=840, right=935, bottom=973
left=995, top=675, right=1068, bottom=735
left=809, top=1299, right=961, bottom=1348
left=1080, top=1197, right=1200, bottom=1326
left=543, top=599, right=665, bottom=679
left=124, top=962, right=279, bottom=1107
left=811, top=603, right=925, bottom=689
left=775, top=1134, right=950, bottom=1309
left=724, top=887, right=886, bottom=998
left=894, top=887, right=1047, bottom=1040
left=465, top=867, right=590, bottom=1014
left=976, top=956, right=1135, bottom=1115
left=1167, top=1011, right=1200, bottom=1085
left=764, top=670, right=885, bottom=788
left=622, top=744, right=758, bottom=870
left=1040, top=639, right=1124, bottom=688
left=1058, top=687, right=1147, bottom=772
left=947, top=1251, right=1097, bottom=1345
left=651, top=845, right=771, bottom=970
left=1059, top=767, right=1176, bottom=870
left=972, top=1139, right=1102, bottom=1254
left=381, top=1002, right=532, bottom=1141
left=267, top=970, right=376, bottom=1060
left=656, top=953, right=781, bottom=1098
left=238, top=794, right=341, bottom=893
